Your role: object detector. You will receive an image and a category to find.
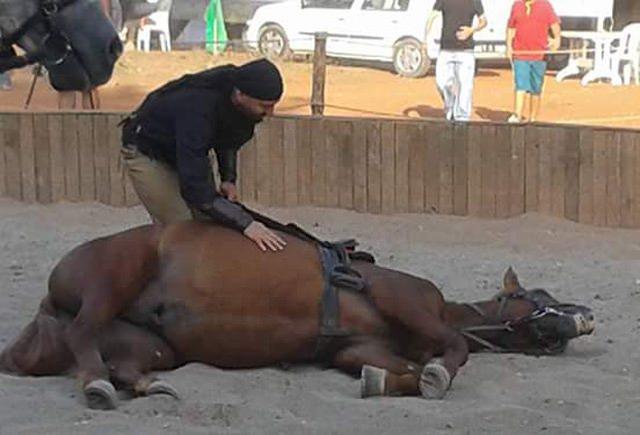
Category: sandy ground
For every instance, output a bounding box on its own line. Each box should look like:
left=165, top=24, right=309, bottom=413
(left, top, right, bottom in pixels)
left=0, top=198, right=639, bottom=434
left=1, top=50, right=640, bottom=128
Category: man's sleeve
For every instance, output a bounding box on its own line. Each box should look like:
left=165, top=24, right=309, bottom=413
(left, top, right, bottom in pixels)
left=175, top=111, right=253, bottom=230
left=432, top=0, right=443, bottom=11
left=216, top=146, right=239, bottom=183
left=507, top=3, right=518, bottom=29
left=473, top=0, right=485, bottom=16
left=546, top=3, right=561, bottom=26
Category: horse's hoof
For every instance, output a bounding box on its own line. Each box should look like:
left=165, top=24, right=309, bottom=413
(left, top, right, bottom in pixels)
left=419, top=361, right=451, bottom=400
left=146, top=380, right=180, bottom=400
left=361, top=365, right=387, bottom=398
left=84, top=379, right=118, bottom=410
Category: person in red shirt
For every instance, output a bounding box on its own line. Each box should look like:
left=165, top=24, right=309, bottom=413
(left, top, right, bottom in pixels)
left=506, top=0, right=561, bottom=123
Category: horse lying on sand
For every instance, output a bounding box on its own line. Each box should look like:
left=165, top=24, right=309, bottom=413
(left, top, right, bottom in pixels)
left=0, top=219, right=595, bottom=409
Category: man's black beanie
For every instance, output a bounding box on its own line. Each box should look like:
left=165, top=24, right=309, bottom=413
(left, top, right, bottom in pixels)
left=234, top=58, right=284, bottom=101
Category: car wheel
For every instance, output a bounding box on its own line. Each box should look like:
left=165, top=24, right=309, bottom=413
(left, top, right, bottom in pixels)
left=258, top=25, right=290, bottom=59
left=393, top=39, right=431, bottom=78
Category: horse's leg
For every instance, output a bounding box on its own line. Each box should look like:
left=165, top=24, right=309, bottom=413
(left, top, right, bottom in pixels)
left=64, top=289, right=124, bottom=410
left=371, top=295, right=469, bottom=399
left=101, top=320, right=179, bottom=400
left=333, top=341, right=423, bottom=397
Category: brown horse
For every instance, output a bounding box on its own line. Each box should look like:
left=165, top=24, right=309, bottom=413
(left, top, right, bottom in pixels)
left=0, top=221, right=595, bottom=409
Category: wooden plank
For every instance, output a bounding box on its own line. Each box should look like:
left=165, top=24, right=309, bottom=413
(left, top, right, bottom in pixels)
left=48, top=114, right=65, bottom=203
left=296, top=118, right=312, bottom=206
left=537, top=127, right=553, bottom=217
left=283, top=119, right=298, bottom=207
left=93, top=115, right=111, bottom=205
left=394, top=122, right=410, bottom=213
left=480, top=124, right=497, bottom=218
left=62, top=114, right=80, bottom=201
left=509, top=125, right=526, bottom=217
left=410, top=123, right=426, bottom=213
left=564, top=128, right=580, bottom=223
left=634, top=133, right=640, bottom=228
left=452, top=123, right=469, bottom=216
left=592, top=130, right=608, bottom=226
left=255, top=122, right=272, bottom=205
left=107, top=114, right=126, bottom=207
left=19, top=114, right=37, bottom=203
left=620, top=131, right=635, bottom=228
left=239, top=136, right=257, bottom=203
left=424, top=123, right=440, bottom=214
left=495, top=125, right=511, bottom=218
left=77, top=114, right=96, bottom=201
left=578, top=128, right=594, bottom=225
left=366, top=121, right=382, bottom=214
left=380, top=122, right=395, bottom=214
left=325, top=120, right=340, bottom=208
left=550, top=127, right=567, bottom=218
left=0, top=115, right=6, bottom=197
left=3, top=114, right=21, bottom=200
left=310, top=118, right=326, bottom=206
left=467, top=124, right=482, bottom=216
left=353, top=119, right=368, bottom=212
left=269, top=118, right=285, bottom=206
left=33, top=115, right=52, bottom=204
left=524, top=125, right=540, bottom=212
left=337, top=121, right=354, bottom=209
left=438, top=123, right=454, bottom=216
left=605, top=131, right=621, bottom=227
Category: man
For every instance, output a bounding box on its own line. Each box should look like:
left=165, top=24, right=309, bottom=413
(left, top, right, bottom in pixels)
left=426, top=0, right=487, bottom=122
left=121, top=58, right=287, bottom=252
left=506, top=0, right=561, bottom=123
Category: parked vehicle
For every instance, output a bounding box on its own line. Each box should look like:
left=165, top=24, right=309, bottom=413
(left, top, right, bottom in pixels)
left=243, top=0, right=616, bottom=77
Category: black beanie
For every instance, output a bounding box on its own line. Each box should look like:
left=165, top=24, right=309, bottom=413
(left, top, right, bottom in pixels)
left=234, top=58, right=284, bottom=101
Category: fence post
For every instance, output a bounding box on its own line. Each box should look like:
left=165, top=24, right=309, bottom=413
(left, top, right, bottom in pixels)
left=311, top=32, right=327, bottom=116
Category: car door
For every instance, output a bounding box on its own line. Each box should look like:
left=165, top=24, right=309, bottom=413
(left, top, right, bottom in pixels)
left=337, top=0, right=401, bottom=59
left=295, top=0, right=357, bottom=55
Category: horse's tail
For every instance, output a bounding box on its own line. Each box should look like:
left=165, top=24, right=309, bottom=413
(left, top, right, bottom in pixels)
left=0, top=295, right=73, bottom=376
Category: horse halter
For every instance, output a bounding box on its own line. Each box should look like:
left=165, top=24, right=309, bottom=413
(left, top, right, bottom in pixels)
left=0, top=0, right=78, bottom=72
left=459, top=289, right=582, bottom=355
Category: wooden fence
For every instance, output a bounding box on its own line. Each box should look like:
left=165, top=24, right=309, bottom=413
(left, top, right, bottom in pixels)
left=1, top=112, right=640, bottom=228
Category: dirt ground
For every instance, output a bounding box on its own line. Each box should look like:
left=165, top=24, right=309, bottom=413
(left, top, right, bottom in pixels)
left=1, top=50, right=639, bottom=128
left=1, top=198, right=639, bottom=434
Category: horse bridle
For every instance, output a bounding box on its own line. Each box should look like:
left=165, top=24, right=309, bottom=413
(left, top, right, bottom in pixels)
left=0, top=0, right=78, bottom=71
left=460, top=290, right=568, bottom=355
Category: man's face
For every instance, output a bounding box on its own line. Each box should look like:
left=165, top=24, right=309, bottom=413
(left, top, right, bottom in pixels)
left=232, top=90, right=279, bottom=121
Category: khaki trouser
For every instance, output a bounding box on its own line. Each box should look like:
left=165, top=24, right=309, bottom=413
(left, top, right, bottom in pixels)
left=121, top=144, right=204, bottom=225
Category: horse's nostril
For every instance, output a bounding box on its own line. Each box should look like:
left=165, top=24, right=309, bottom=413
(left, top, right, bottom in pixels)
left=109, top=37, right=123, bottom=59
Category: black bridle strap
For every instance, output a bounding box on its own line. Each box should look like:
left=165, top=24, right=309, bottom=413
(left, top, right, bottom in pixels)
left=460, top=330, right=507, bottom=353
left=0, top=0, right=78, bottom=69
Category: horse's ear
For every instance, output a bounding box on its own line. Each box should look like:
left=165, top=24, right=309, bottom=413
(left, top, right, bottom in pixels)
left=503, top=267, right=522, bottom=294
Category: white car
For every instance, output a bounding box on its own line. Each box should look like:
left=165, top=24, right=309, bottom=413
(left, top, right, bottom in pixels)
left=243, top=0, right=615, bottom=78
left=244, top=0, right=435, bottom=77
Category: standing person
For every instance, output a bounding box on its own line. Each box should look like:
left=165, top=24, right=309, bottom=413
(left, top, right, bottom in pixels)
left=120, top=58, right=287, bottom=252
left=506, top=0, right=561, bottom=123
left=426, top=0, right=487, bottom=122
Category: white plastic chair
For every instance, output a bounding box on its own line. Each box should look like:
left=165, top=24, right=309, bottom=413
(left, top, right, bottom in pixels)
left=136, top=10, right=172, bottom=52
left=611, top=23, right=640, bottom=85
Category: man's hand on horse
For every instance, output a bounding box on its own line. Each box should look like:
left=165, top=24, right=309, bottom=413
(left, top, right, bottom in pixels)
left=243, top=222, right=287, bottom=252
left=220, top=182, right=238, bottom=201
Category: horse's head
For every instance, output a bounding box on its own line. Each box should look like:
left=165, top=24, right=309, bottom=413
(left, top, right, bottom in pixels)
left=455, top=267, right=595, bottom=355
left=0, top=0, right=122, bottom=90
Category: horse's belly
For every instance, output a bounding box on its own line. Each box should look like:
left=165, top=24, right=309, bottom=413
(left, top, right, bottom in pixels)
left=164, top=315, right=319, bottom=368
